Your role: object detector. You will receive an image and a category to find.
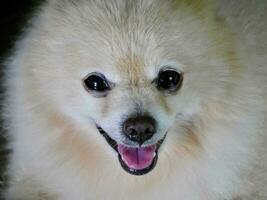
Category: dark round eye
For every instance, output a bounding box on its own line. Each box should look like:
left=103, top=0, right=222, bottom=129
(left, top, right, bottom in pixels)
left=83, top=73, right=110, bottom=92
left=157, top=70, right=183, bottom=91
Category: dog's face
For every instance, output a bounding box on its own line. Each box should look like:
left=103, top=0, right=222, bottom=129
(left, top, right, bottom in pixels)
left=81, top=54, right=184, bottom=175
left=30, top=0, right=233, bottom=175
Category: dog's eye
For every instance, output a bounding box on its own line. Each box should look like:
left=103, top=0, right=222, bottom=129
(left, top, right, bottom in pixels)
left=157, top=70, right=183, bottom=92
left=83, top=73, right=111, bottom=93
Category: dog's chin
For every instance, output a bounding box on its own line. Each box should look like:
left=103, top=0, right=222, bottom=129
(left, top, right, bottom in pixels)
left=96, top=126, right=166, bottom=176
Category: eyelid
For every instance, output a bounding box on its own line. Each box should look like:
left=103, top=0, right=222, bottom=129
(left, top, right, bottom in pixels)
left=159, top=66, right=183, bottom=75
left=83, top=72, right=115, bottom=88
left=151, top=67, right=183, bottom=84
left=83, top=72, right=106, bottom=81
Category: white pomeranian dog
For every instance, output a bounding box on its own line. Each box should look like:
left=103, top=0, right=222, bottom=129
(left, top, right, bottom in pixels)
left=3, top=0, right=267, bottom=199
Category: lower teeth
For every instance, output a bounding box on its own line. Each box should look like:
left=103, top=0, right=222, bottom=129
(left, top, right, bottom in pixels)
left=121, top=155, right=129, bottom=165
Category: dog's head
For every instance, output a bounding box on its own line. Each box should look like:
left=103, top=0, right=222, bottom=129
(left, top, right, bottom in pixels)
left=28, top=0, right=235, bottom=175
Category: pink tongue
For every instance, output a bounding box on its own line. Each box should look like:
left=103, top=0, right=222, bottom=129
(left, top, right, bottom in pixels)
left=118, top=144, right=156, bottom=170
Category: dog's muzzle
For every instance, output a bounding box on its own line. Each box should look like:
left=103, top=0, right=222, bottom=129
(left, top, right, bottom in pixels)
left=96, top=123, right=166, bottom=176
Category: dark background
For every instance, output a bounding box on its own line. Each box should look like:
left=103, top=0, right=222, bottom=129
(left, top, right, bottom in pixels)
left=0, top=0, right=42, bottom=197
left=0, top=0, right=36, bottom=55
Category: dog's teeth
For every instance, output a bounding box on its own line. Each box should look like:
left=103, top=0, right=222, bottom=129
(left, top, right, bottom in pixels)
left=153, top=152, right=156, bottom=158
left=122, top=156, right=128, bottom=165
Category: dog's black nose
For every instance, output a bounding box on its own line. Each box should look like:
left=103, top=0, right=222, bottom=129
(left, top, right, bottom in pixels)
left=122, top=116, right=156, bottom=145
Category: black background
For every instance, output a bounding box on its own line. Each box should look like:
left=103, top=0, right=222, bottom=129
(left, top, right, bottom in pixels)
left=0, top=0, right=41, bottom=56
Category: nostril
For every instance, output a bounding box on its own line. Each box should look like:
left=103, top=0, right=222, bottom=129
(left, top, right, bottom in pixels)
left=128, top=128, right=139, bottom=140
left=145, top=126, right=155, bottom=135
left=124, top=125, right=138, bottom=136
left=129, top=128, right=138, bottom=136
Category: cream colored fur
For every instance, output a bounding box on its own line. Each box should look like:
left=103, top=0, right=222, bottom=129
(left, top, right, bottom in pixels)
left=4, top=0, right=267, bottom=199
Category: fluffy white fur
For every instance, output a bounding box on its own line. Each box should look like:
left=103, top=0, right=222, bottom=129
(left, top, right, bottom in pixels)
left=3, top=0, right=267, bottom=199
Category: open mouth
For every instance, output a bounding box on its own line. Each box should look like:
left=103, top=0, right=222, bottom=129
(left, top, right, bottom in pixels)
left=96, top=126, right=166, bottom=176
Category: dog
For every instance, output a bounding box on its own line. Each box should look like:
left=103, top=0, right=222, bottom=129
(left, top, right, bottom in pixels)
left=3, top=0, right=267, bottom=199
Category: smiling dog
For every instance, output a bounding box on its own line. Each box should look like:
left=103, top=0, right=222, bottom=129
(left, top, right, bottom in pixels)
left=4, top=0, right=267, bottom=199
